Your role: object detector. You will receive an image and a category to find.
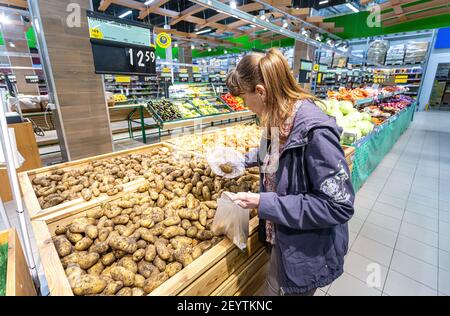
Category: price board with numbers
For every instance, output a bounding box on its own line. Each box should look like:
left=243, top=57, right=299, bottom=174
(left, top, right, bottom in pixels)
left=87, top=11, right=156, bottom=76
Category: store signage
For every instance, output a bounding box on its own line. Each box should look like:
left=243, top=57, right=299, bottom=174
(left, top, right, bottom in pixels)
left=160, top=72, right=173, bottom=77
left=319, top=64, right=328, bottom=73
left=87, top=11, right=156, bottom=76
left=87, top=11, right=152, bottom=47
left=25, top=75, right=40, bottom=84
left=179, top=74, right=189, bottom=78
left=192, top=66, right=200, bottom=73
left=179, top=68, right=188, bottom=74
left=313, top=63, right=320, bottom=72
left=156, top=32, right=172, bottom=49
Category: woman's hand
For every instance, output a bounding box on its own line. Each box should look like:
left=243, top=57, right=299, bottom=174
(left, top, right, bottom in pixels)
left=231, top=192, right=260, bottom=209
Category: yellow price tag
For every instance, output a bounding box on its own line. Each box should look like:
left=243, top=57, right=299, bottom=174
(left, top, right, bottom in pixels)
left=115, top=76, right=131, bottom=83
left=162, top=67, right=171, bottom=73
left=89, top=27, right=103, bottom=39
left=179, top=68, right=188, bottom=73
left=192, top=66, right=200, bottom=73
left=313, top=64, right=320, bottom=72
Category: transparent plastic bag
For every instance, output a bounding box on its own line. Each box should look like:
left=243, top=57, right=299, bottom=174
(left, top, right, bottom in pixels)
left=206, top=147, right=245, bottom=179
left=211, top=192, right=249, bottom=250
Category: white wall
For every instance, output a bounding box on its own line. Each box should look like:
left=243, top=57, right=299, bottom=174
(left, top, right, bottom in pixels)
left=419, top=47, right=450, bottom=110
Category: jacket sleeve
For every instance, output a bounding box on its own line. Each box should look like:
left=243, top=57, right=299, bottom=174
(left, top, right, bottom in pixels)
left=258, top=128, right=355, bottom=230
left=245, top=147, right=259, bottom=168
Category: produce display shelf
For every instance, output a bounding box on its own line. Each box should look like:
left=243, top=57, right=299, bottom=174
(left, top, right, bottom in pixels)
left=351, top=103, right=415, bottom=192
left=0, top=228, right=37, bottom=296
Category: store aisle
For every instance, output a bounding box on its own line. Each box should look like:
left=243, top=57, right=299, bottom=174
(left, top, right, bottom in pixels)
left=320, top=110, right=450, bottom=296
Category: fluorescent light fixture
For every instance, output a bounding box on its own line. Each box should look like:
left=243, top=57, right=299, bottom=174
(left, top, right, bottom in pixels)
left=119, top=10, right=132, bottom=18
left=319, top=0, right=329, bottom=5
left=144, top=0, right=155, bottom=5
left=282, top=20, right=289, bottom=28
left=315, top=33, right=323, bottom=41
left=230, top=0, right=237, bottom=9
left=259, top=10, right=266, bottom=20
left=174, top=43, right=178, bottom=48
left=191, top=44, right=195, bottom=50
left=346, top=3, right=360, bottom=13
left=248, top=24, right=256, bottom=28
left=195, top=28, right=212, bottom=35
left=301, top=28, right=310, bottom=37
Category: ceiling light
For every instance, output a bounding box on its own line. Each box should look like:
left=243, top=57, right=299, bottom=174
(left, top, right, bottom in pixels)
left=259, top=10, right=266, bottom=20
left=195, top=28, right=213, bottom=35
left=230, top=0, right=237, bottom=9
left=346, top=3, right=360, bottom=13
left=208, top=47, right=212, bottom=52
left=301, top=28, right=310, bottom=37
left=319, top=0, right=329, bottom=5
left=144, top=0, right=155, bottom=5
left=224, top=50, right=228, bottom=54
left=249, top=24, right=256, bottom=28
left=118, top=10, right=132, bottom=18
left=0, top=14, right=11, bottom=24
left=282, top=20, right=289, bottom=28
left=191, top=44, right=195, bottom=50
left=315, top=33, right=323, bottom=41
left=327, top=39, right=334, bottom=46
left=174, top=43, right=178, bottom=48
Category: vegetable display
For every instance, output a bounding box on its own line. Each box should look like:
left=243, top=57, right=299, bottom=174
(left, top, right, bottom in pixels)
left=191, top=98, right=220, bottom=115
left=172, top=101, right=201, bottom=119
left=53, top=152, right=260, bottom=296
left=149, top=100, right=183, bottom=121
left=221, top=94, right=247, bottom=111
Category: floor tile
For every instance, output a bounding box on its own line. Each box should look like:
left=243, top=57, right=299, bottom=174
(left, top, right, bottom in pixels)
left=405, top=202, right=439, bottom=220
left=439, top=221, right=450, bottom=238
left=440, top=211, right=450, bottom=224
left=403, top=212, right=439, bottom=232
left=352, top=235, right=394, bottom=267
left=354, top=194, right=377, bottom=211
left=314, top=289, right=327, bottom=296
left=377, top=193, right=407, bottom=209
left=366, top=211, right=402, bottom=233
left=383, top=270, right=437, bottom=296
left=408, top=194, right=439, bottom=210
left=439, top=202, right=450, bottom=213
left=439, top=269, right=450, bottom=296
left=390, top=251, right=438, bottom=290
left=348, top=217, right=364, bottom=234
left=327, top=272, right=382, bottom=296
left=349, top=231, right=358, bottom=249
left=396, top=235, right=438, bottom=266
left=372, top=201, right=404, bottom=220
left=399, top=222, right=438, bottom=247
left=439, top=250, right=450, bottom=273
left=344, top=251, right=388, bottom=291
left=353, top=205, right=371, bottom=221
left=440, top=235, right=450, bottom=253
left=359, top=222, right=398, bottom=248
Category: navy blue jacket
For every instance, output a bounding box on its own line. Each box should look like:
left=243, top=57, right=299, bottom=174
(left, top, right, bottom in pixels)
left=246, top=100, right=355, bottom=295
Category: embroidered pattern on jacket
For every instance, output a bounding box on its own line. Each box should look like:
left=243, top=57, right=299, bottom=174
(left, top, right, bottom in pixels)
left=319, top=160, right=350, bottom=203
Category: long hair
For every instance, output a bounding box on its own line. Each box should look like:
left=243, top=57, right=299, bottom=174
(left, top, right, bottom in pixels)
left=226, top=48, right=316, bottom=129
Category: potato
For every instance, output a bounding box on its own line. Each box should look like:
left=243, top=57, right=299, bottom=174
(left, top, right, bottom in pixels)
left=102, top=280, right=123, bottom=295
left=181, top=219, right=192, bottom=230
left=71, top=274, right=107, bottom=296
left=133, top=248, right=145, bottom=262
left=186, top=226, right=198, bottom=238
left=101, top=252, right=116, bottom=266
left=140, top=230, right=156, bottom=243
left=183, top=183, right=193, bottom=195
left=202, top=186, right=211, bottom=201
left=136, top=240, right=148, bottom=249
left=113, top=249, right=127, bottom=260
left=92, top=188, right=101, bottom=197
left=139, top=217, right=155, bottom=229
left=163, top=215, right=181, bottom=227
left=155, top=240, right=171, bottom=260
left=132, top=287, right=145, bottom=296
left=207, top=209, right=216, bottom=219
left=138, top=182, right=150, bottom=193
left=145, top=245, right=157, bottom=262
left=110, top=266, right=135, bottom=287
left=196, top=230, right=214, bottom=241
left=199, top=210, right=208, bottom=226
left=134, top=274, right=145, bottom=288
left=60, top=252, right=83, bottom=268
left=156, top=195, right=166, bottom=208
left=191, top=246, right=203, bottom=260
left=53, top=235, right=73, bottom=257
left=137, top=260, right=158, bottom=279
left=98, top=228, right=112, bottom=242
left=69, top=218, right=90, bottom=234
left=43, top=195, right=65, bottom=208
left=119, top=256, right=138, bottom=274
left=75, top=237, right=93, bottom=251
left=205, top=201, right=217, bottom=209
left=148, top=208, right=165, bottom=223
left=78, top=252, right=100, bottom=270
left=170, top=236, right=193, bottom=249
left=177, top=209, right=199, bottom=221
left=161, top=226, right=185, bottom=239
left=112, top=215, right=129, bottom=225
left=148, top=223, right=165, bottom=236
left=174, top=247, right=193, bottom=267
left=116, top=287, right=132, bottom=296
left=186, top=194, right=196, bottom=209
left=143, top=272, right=169, bottom=294
left=165, top=262, right=182, bottom=277
left=153, top=256, right=166, bottom=272
left=155, top=180, right=164, bottom=193
left=105, top=206, right=122, bottom=219
left=54, top=226, right=67, bottom=235
left=81, top=188, right=93, bottom=201
left=108, top=235, right=138, bottom=254
left=65, top=230, right=83, bottom=244
left=88, top=260, right=105, bottom=276
left=219, top=163, right=234, bottom=174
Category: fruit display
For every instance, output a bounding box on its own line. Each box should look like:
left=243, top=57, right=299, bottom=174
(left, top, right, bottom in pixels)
left=327, top=87, right=373, bottom=103
left=167, top=124, right=261, bottom=154
left=169, top=84, right=215, bottom=99
left=51, top=151, right=260, bottom=296
left=172, top=101, right=201, bottom=119
left=204, top=98, right=231, bottom=113
left=148, top=100, right=183, bottom=122
left=191, top=98, right=220, bottom=115
left=221, top=93, right=247, bottom=111
left=31, top=147, right=176, bottom=209
left=113, top=94, right=127, bottom=103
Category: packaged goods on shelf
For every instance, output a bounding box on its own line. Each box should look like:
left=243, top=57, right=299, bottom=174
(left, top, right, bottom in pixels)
left=404, top=42, right=429, bottom=64
left=385, top=44, right=405, bottom=65
left=367, top=40, right=389, bottom=65
left=169, top=84, right=215, bottom=99
left=167, top=124, right=261, bottom=154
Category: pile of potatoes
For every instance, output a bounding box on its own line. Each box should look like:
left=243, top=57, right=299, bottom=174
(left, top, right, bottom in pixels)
left=167, top=124, right=261, bottom=154
left=31, top=147, right=175, bottom=209
left=52, top=153, right=260, bottom=296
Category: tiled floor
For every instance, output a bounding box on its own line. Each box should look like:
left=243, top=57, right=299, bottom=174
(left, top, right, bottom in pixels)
left=2, top=110, right=450, bottom=296
left=318, top=110, right=450, bottom=296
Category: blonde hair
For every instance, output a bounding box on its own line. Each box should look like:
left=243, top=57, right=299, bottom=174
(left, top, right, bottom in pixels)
left=226, top=48, right=315, bottom=129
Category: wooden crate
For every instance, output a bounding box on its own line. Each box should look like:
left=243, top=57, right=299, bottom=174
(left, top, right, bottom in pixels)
left=342, top=145, right=355, bottom=167
left=18, top=142, right=181, bottom=221
left=0, top=228, right=37, bottom=296
left=31, top=191, right=267, bottom=296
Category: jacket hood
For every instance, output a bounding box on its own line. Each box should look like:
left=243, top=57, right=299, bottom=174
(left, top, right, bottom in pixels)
left=283, top=99, right=343, bottom=150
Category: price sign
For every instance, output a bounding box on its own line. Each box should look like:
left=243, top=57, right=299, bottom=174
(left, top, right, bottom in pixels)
left=25, top=75, right=40, bottom=84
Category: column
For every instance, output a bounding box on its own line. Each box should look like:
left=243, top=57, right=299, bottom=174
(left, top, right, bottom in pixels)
left=292, top=40, right=316, bottom=92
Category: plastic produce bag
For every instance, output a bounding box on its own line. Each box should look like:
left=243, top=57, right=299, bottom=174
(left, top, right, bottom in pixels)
left=211, top=192, right=249, bottom=250
left=206, top=147, right=245, bottom=179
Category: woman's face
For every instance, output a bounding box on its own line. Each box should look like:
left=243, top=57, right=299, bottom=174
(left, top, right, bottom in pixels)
left=240, top=85, right=266, bottom=117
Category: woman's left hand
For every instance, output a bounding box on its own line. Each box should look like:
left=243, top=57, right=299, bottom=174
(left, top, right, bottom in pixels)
left=231, top=192, right=260, bottom=209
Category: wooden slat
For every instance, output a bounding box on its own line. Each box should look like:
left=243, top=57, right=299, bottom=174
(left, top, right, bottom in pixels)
left=184, top=15, right=207, bottom=25
left=234, top=261, right=268, bottom=296
left=380, top=0, right=421, bottom=10
left=107, top=0, right=144, bottom=10
left=169, top=4, right=206, bottom=25
left=319, top=22, right=335, bottom=29
left=138, top=0, right=171, bottom=19
left=306, top=16, right=324, bottom=23
left=382, top=0, right=450, bottom=21
left=5, top=228, right=37, bottom=296
left=0, top=0, right=27, bottom=8
left=153, top=7, right=180, bottom=18
left=383, top=4, right=450, bottom=26
left=98, top=0, right=112, bottom=11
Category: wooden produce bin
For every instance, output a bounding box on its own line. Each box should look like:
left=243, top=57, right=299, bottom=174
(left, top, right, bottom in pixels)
left=18, top=143, right=179, bottom=221
left=0, top=228, right=37, bottom=296
left=31, top=184, right=268, bottom=296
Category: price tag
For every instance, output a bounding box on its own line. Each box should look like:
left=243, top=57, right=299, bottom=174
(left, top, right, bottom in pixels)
left=116, top=76, right=131, bottom=83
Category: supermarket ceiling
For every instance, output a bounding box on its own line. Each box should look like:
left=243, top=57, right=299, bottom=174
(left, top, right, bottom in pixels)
left=1, top=0, right=450, bottom=44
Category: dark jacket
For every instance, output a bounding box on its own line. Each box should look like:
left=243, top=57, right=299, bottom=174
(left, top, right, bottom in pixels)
left=246, top=99, right=355, bottom=295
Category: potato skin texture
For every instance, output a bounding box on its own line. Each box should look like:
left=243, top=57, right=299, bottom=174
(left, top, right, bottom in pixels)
left=53, top=235, right=73, bottom=257
left=71, top=274, right=107, bottom=296
left=110, top=266, right=135, bottom=287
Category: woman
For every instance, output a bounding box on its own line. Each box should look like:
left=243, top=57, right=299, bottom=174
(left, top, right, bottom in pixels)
left=226, top=49, right=355, bottom=296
